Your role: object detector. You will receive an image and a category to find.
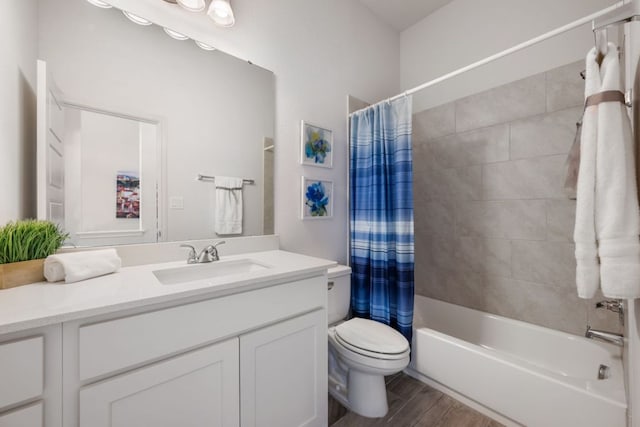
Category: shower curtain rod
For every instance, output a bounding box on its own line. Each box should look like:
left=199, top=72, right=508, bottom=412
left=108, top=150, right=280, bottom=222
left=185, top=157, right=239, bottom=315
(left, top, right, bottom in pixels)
left=349, top=0, right=634, bottom=117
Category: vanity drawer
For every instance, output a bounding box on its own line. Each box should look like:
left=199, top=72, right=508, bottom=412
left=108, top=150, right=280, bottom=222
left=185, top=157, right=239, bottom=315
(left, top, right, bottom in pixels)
left=0, top=337, right=43, bottom=409
left=0, top=402, right=43, bottom=427
left=78, top=276, right=325, bottom=381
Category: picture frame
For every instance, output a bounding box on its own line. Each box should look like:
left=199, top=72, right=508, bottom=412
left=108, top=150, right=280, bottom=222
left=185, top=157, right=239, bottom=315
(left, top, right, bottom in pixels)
left=300, top=120, right=333, bottom=168
left=301, top=177, right=333, bottom=220
left=116, top=171, right=141, bottom=219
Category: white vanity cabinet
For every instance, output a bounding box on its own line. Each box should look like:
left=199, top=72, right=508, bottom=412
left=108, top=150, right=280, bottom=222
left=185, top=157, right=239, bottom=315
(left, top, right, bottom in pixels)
left=0, top=326, right=62, bottom=427
left=59, top=274, right=327, bottom=427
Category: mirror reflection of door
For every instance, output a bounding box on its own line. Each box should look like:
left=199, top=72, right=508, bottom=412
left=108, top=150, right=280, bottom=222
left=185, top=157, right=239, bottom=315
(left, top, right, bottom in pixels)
left=36, top=60, right=65, bottom=227
left=64, top=107, right=160, bottom=246
left=263, top=138, right=274, bottom=235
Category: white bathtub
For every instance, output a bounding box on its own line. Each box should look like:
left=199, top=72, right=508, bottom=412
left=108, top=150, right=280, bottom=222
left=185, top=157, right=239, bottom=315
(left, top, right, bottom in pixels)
left=406, top=296, right=627, bottom=427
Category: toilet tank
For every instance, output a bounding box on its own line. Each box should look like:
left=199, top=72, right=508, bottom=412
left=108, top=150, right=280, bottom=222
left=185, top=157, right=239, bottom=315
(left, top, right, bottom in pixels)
left=327, top=265, right=352, bottom=325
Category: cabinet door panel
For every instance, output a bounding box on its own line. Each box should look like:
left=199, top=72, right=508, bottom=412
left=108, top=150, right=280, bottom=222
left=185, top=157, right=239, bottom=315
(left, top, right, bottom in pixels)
left=240, top=310, right=327, bottom=427
left=80, top=338, right=239, bottom=427
left=0, top=337, right=43, bottom=410
left=0, top=402, right=43, bottom=427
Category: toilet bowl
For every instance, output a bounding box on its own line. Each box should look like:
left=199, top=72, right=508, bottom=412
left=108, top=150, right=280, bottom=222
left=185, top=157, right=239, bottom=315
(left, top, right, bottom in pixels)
left=327, top=265, right=410, bottom=418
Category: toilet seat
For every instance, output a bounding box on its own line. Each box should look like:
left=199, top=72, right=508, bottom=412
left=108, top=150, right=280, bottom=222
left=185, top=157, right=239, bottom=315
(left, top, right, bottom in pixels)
left=333, top=318, right=410, bottom=361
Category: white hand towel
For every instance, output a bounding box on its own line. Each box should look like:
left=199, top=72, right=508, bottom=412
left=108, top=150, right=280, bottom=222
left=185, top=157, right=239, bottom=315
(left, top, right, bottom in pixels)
left=574, top=43, right=640, bottom=299
left=44, top=249, right=122, bottom=284
left=214, top=176, right=243, bottom=235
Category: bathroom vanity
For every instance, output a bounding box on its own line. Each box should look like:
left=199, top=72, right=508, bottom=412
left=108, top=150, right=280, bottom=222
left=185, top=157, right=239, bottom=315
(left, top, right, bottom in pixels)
left=0, top=250, right=333, bottom=427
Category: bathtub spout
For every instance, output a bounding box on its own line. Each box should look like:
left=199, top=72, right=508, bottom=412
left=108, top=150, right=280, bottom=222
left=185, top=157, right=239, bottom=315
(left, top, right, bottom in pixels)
left=585, top=326, right=624, bottom=347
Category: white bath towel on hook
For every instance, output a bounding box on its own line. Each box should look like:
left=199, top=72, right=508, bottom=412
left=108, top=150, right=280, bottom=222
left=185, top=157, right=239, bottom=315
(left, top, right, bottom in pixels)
left=574, top=42, right=640, bottom=299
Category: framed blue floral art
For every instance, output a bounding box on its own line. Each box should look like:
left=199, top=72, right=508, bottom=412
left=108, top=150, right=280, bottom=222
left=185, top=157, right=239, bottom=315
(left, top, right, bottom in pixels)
left=301, top=177, right=333, bottom=219
left=300, top=121, right=333, bottom=168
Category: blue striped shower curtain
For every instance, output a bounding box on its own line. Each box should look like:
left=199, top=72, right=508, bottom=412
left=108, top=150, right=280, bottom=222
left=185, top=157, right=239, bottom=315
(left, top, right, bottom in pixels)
left=349, top=96, right=415, bottom=343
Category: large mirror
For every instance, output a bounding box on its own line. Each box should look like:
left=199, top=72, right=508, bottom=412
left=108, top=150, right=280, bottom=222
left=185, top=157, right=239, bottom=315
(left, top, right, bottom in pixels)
left=35, top=0, right=275, bottom=247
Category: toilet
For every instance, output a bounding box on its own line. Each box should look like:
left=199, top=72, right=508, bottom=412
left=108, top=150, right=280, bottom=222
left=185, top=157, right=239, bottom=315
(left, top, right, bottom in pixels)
left=327, top=265, right=410, bottom=418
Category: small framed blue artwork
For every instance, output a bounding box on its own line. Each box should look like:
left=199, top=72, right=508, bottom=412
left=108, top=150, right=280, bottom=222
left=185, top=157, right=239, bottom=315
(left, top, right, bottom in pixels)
left=301, top=177, right=333, bottom=220
left=300, top=120, right=333, bottom=168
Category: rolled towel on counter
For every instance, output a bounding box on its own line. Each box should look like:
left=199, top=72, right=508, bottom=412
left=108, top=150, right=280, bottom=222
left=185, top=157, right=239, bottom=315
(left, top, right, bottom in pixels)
left=44, top=249, right=122, bottom=283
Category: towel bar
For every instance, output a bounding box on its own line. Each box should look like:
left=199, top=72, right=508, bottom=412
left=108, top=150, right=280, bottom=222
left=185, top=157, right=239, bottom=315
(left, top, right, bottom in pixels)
left=197, top=174, right=255, bottom=185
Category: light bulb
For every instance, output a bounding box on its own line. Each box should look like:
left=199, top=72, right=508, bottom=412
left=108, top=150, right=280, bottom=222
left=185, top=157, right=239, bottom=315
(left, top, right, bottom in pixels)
left=176, top=0, right=205, bottom=12
left=195, top=40, right=216, bottom=51
left=164, top=28, right=189, bottom=40
left=86, top=0, right=112, bottom=8
left=207, top=0, right=235, bottom=27
left=214, top=8, right=228, bottom=18
left=122, top=10, right=153, bottom=26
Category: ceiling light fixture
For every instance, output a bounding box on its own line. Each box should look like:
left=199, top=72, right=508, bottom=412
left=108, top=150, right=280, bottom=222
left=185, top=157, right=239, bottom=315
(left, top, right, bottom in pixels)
left=195, top=40, right=216, bottom=51
left=208, top=0, right=235, bottom=27
left=176, top=0, right=205, bottom=12
left=122, top=10, right=153, bottom=25
left=163, top=28, right=189, bottom=40
left=86, top=0, right=113, bottom=8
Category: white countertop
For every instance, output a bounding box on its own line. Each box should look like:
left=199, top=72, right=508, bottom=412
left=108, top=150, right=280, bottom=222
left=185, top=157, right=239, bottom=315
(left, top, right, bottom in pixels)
left=0, top=250, right=336, bottom=335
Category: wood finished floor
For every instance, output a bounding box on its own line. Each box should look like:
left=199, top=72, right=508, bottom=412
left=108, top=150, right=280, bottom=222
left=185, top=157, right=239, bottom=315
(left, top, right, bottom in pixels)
left=329, top=373, right=503, bottom=427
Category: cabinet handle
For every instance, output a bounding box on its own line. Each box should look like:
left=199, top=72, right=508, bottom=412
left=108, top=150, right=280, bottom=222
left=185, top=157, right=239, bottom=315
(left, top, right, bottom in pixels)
left=327, top=281, right=334, bottom=290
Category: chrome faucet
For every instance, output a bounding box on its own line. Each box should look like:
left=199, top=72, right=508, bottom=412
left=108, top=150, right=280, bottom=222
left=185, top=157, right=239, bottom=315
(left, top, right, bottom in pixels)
left=585, top=326, right=624, bottom=347
left=180, top=241, right=226, bottom=264
left=584, top=300, right=625, bottom=347
left=180, top=244, right=198, bottom=264
left=200, top=241, right=226, bottom=262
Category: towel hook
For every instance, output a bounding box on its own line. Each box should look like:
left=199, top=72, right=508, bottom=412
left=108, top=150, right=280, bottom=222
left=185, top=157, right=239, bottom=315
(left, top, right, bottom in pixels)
left=593, top=22, right=608, bottom=65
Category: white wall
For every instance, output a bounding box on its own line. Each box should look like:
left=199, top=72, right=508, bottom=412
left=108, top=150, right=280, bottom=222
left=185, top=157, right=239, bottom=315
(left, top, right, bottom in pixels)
left=103, top=0, right=400, bottom=263
left=0, top=1, right=38, bottom=224
left=79, top=111, right=141, bottom=232
left=38, top=0, right=274, bottom=241
left=401, top=0, right=616, bottom=112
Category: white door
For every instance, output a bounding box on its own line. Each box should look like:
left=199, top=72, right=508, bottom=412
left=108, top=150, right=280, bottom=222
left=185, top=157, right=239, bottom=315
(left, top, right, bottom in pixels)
left=36, top=60, right=65, bottom=226
left=240, top=310, right=327, bottom=427
left=79, top=339, right=239, bottom=427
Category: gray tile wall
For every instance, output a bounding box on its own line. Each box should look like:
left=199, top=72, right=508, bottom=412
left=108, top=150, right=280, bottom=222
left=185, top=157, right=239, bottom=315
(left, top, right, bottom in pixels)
left=412, top=61, right=620, bottom=335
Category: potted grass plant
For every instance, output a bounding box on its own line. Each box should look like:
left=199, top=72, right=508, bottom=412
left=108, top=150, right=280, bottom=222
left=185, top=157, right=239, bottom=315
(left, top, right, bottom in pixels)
left=0, top=220, right=68, bottom=289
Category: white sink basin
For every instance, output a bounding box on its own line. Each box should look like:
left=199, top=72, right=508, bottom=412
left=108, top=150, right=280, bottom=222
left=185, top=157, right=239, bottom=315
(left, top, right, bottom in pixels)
left=153, top=259, right=270, bottom=285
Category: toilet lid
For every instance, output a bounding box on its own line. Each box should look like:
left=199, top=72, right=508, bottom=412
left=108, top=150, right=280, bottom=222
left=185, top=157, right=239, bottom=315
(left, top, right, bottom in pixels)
left=334, top=318, right=409, bottom=356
